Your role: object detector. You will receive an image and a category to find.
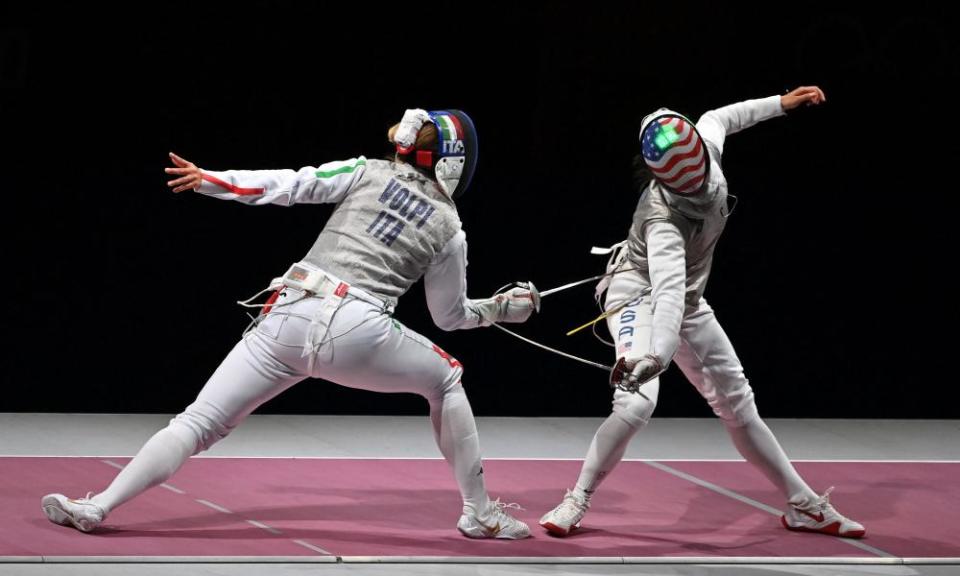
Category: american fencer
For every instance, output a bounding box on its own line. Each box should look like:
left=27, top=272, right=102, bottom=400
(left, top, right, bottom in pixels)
left=539, top=87, right=866, bottom=539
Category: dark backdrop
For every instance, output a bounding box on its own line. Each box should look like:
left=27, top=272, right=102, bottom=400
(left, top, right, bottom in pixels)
left=3, top=4, right=958, bottom=418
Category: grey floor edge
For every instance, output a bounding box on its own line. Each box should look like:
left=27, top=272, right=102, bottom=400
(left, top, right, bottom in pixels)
left=2, top=414, right=958, bottom=460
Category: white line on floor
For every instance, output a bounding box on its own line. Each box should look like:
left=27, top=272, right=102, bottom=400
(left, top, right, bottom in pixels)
left=194, top=499, right=232, bottom=514
left=246, top=519, right=282, bottom=535
left=292, top=539, right=333, bottom=555
left=644, top=460, right=895, bottom=558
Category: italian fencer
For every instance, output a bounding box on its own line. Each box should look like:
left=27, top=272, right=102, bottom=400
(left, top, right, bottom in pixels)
left=41, top=109, right=536, bottom=539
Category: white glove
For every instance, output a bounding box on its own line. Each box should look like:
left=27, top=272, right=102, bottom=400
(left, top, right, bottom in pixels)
left=628, top=354, right=665, bottom=387
left=470, top=286, right=539, bottom=326
left=610, top=354, right=665, bottom=393
left=393, top=109, right=432, bottom=154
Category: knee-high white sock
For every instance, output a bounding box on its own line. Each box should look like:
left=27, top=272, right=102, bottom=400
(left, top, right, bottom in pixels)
left=726, top=417, right=817, bottom=502
left=573, top=414, right=639, bottom=501
left=90, top=424, right=197, bottom=513
left=430, top=384, right=489, bottom=515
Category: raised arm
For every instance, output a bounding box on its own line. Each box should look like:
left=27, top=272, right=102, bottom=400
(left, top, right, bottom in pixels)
left=164, top=152, right=367, bottom=206
left=695, top=86, right=825, bottom=154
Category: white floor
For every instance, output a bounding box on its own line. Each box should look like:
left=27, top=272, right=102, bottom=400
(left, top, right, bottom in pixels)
left=2, top=414, right=958, bottom=576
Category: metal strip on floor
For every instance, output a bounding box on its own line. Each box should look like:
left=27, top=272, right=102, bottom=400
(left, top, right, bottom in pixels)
left=2, top=555, right=959, bottom=565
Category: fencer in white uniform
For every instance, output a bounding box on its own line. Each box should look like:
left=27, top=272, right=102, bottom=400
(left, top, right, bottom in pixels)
left=41, top=109, right=535, bottom=539
left=539, top=87, right=866, bottom=539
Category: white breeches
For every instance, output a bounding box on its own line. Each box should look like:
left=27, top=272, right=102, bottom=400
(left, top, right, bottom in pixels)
left=171, top=287, right=464, bottom=452
left=605, top=269, right=758, bottom=429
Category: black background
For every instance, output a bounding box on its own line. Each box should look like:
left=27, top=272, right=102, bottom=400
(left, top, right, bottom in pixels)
left=3, top=4, right=958, bottom=418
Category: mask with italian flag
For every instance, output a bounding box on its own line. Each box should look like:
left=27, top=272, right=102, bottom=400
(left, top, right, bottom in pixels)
left=429, top=110, right=478, bottom=200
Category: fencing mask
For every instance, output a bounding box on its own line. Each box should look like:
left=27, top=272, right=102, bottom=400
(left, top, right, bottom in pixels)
left=639, top=109, right=708, bottom=196
left=393, top=108, right=478, bottom=200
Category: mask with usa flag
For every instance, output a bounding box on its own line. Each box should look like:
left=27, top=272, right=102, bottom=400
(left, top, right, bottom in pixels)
left=639, top=109, right=709, bottom=196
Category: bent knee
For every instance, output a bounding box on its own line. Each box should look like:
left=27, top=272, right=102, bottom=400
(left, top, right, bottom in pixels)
left=612, top=390, right=657, bottom=428
left=417, top=363, right=465, bottom=406
left=170, top=401, right=235, bottom=454
left=711, top=383, right=759, bottom=427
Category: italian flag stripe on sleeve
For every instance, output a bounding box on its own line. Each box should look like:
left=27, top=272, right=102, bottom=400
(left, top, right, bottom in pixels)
left=201, top=173, right=264, bottom=196
left=316, top=158, right=366, bottom=179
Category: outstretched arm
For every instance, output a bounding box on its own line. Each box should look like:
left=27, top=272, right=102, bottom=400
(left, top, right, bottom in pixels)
left=424, top=231, right=537, bottom=331
left=696, top=86, right=826, bottom=154
left=780, top=85, right=827, bottom=111
left=164, top=152, right=367, bottom=206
